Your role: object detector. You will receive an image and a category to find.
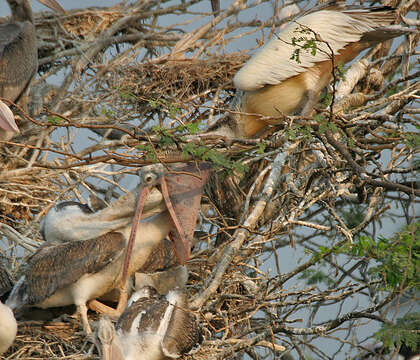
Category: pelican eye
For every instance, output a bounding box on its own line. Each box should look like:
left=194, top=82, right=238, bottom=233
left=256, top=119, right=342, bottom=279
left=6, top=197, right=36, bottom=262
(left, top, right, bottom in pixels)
left=144, top=173, right=154, bottom=184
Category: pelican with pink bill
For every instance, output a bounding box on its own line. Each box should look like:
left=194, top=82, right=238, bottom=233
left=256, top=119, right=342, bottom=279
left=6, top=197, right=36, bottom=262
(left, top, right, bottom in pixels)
left=6, top=163, right=210, bottom=334
left=119, top=162, right=211, bottom=308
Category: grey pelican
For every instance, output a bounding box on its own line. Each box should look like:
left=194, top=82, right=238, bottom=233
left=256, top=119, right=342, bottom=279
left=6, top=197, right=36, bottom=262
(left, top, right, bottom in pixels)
left=0, top=301, right=17, bottom=355
left=0, top=255, right=13, bottom=298
left=6, top=163, right=210, bottom=334
left=97, top=286, right=202, bottom=360
left=0, top=0, right=65, bottom=140
left=214, top=4, right=413, bottom=138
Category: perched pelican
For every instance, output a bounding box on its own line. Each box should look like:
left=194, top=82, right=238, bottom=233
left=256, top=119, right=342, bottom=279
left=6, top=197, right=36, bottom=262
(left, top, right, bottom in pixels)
left=0, top=301, right=17, bottom=355
left=0, top=255, right=13, bottom=299
left=39, top=189, right=163, bottom=244
left=0, top=0, right=65, bottom=140
left=7, top=163, right=210, bottom=334
left=97, top=286, right=202, bottom=360
left=214, top=4, right=413, bottom=138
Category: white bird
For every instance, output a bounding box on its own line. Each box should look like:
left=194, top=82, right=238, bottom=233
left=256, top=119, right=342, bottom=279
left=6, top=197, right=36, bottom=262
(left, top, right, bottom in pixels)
left=0, top=301, right=17, bottom=355
left=97, top=286, right=202, bottom=360
left=214, top=4, right=414, bottom=138
left=6, top=163, right=210, bottom=334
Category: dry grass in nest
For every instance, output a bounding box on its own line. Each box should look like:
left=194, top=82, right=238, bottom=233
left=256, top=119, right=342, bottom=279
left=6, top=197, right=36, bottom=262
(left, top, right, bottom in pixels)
left=112, top=54, right=247, bottom=107
left=0, top=181, right=59, bottom=224
left=0, top=170, right=61, bottom=224
left=37, top=7, right=134, bottom=39
left=4, top=320, right=98, bottom=359
left=61, top=10, right=125, bottom=39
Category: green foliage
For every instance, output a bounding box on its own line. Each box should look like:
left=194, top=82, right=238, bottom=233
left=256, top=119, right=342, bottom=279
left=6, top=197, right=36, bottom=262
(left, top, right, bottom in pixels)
left=257, top=141, right=267, bottom=154
left=290, top=25, right=318, bottom=64
left=47, top=116, right=62, bottom=125
left=335, top=63, right=346, bottom=81
left=152, top=125, right=175, bottom=146
left=176, top=122, right=200, bottom=135
left=402, top=129, right=420, bottom=149
left=137, top=122, right=248, bottom=174
left=101, top=108, right=116, bottom=118
left=341, top=204, right=365, bottom=230
left=375, top=312, right=420, bottom=354
left=285, top=124, right=314, bottom=141
left=320, top=92, right=332, bottom=108
left=182, top=142, right=248, bottom=174
left=339, top=223, right=419, bottom=291
left=148, top=98, right=181, bottom=119
left=318, top=119, right=339, bottom=134
left=299, top=268, right=334, bottom=286
left=369, top=223, right=419, bottom=290
left=136, top=143, right=157, bottom=161
left=349, top=235, right=376, bottom=257
left=118, top=90, right=136, bottom=100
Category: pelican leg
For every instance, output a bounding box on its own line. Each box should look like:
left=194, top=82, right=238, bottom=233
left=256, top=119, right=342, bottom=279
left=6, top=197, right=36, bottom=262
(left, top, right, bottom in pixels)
left=116, top=286, right=128, bottom=313
left=77, top=303, right=92, bottom=335
left=88, top=295, right=127, bottom=320
left=300, top=90, right=318, bottom=117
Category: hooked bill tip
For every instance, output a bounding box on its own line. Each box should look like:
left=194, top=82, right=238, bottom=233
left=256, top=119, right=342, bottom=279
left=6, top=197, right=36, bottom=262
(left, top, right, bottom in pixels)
left=0, top=101, right=18, bottom=133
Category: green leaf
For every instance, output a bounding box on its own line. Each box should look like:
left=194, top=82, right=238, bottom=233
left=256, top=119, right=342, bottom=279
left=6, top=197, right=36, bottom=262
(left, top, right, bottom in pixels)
left=47, top=116, right=62, bottom=125
left=257, top=142, right=267, bottom=154
left=375, top=313, right=420, bottom=354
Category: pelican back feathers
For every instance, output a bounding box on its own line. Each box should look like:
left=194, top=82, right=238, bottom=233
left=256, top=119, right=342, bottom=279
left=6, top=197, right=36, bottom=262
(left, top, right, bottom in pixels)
left=7, top=232, right=125, bottom=308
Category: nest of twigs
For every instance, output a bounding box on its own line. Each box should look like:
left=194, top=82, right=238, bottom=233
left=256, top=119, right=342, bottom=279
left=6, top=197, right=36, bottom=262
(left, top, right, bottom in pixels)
left=122, top=54, right=245, bottom=102
left=4, top=320, right=97, bottom=359
left=92, top=54, right=246, bottom=126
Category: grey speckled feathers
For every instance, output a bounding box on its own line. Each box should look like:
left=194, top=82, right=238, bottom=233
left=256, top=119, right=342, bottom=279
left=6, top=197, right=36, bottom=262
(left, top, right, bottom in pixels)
left=9, top=232, right=125, bottom=307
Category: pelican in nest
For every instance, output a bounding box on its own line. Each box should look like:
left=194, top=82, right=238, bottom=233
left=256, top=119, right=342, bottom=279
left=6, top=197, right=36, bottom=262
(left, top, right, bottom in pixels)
left=0, top=0, right=65, bottom=140
left=0, top=301, right=17, bottom=355
left=39, top=188, right=164, bottom=244
left=97, top=286, right=202, bottom=360
left=0, top=255, right=13, bottom=299
left=7, top=163, right=210, bottom=334
left=211, top=3, right=414, bottom=138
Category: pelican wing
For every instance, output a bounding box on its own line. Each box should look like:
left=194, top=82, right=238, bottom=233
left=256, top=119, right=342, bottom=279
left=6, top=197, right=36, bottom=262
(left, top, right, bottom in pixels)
left=233, top=9, right=396, bottom=91
left=161, top=291, right=202, bottom=356
left=0, top=256, right=13, bottom=297
left=139, top=238, right=177, bottom=273
left=117, top=290, right=162, bottom=333
left=0, top=23, right=23, bottom=58
left=23, top=232, right=125, bottom=305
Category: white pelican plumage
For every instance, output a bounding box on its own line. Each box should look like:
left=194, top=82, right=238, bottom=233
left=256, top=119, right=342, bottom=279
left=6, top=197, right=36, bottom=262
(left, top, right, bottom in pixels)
left=0, top=301, right=17, bottom=355
left=215, top=4, right=414, bottom=138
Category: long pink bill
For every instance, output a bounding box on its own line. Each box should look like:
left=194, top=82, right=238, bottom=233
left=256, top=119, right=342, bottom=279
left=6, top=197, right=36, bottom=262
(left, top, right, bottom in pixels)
left=121, top=186, right=150, bottom=286
left=37, top=0, right=66, bottom=14
left=160, top=177, right=190, bottom=265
